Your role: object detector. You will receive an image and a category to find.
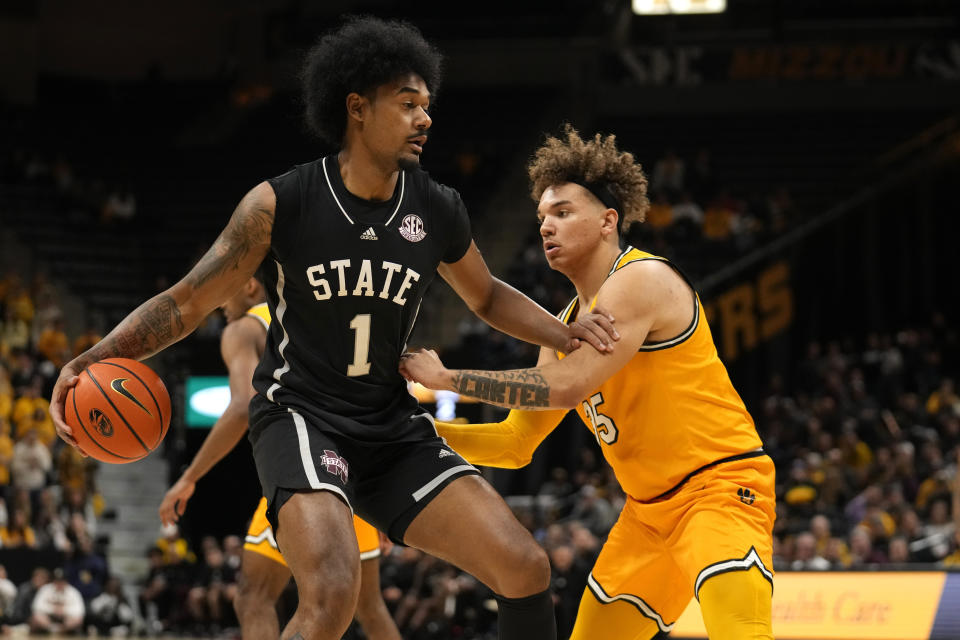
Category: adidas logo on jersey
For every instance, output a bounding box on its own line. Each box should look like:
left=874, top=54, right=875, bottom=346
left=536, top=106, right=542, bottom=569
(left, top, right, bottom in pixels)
left=438, top=448, right=454, bottom=459
left=360, top=227, right=378, bottom=240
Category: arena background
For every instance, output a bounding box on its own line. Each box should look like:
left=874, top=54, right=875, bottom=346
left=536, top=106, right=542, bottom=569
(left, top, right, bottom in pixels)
left=1, top=1, right=958, bottom=638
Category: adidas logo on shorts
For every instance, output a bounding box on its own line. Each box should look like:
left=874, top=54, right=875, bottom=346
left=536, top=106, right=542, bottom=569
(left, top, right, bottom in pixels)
left=360, top=226, right=378, bottom=240
left=438, top=448, right=454, bottom=459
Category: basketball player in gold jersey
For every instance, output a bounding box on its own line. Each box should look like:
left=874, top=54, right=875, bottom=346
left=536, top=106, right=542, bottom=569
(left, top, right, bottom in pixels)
left=400, top=125, right=776, bottom=640
left=158, top=277, right=400, bottom=640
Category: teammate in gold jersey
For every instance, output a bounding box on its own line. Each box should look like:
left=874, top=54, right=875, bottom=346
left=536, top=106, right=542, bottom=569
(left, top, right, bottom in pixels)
left=159, top=277, right=400, bottom=640
left=400, top=125, right=775, bottom=640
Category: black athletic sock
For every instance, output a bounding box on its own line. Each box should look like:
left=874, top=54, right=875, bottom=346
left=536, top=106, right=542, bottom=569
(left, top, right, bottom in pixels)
left=494, top=588, right=558, bottom=640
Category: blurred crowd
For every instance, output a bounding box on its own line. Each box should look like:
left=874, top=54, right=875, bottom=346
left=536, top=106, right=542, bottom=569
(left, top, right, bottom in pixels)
left=2, top=140, right=958, bottom=640
left=0, top=269, right=123, bottom=636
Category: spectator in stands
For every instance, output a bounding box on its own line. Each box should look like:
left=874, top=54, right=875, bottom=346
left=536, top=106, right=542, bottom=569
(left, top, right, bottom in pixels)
left=139, top=547, right=173, bottom=634
left=669, top=190, right=704, bottom=239
left=565, top=485, right=616, bottom=539
left=548, top=543, right=589, bottom=638
left=34, top=487, right=71, bottom=551
left=12, top=377, right=54, bottom=445
left=35, top=316, right=70, bottom=370
left=30, top=568, right=85, bottom=635
left=11, top=428, right=52, bottom=509
left=8, top=567, right=49, bottom=627
left=64, top=532, right=108, bottom=603
left=0, top=307, right=30, bottom=354
left=0, top=564, right=17, bottom=625
left=60, top=486, right=98, bottom=543
left=100, top=184, right=137, bottom=228
left=87, top=576, right=135, bottom=637
left=651, top=148, right=685, bottom=199
left=888, top=535, right=911, bottom=564
left=186, top=543, right=237, bottom=633
left=0, top=367, right=12, bottom=421
left=790, top=532, right=831, bottom=570
left=927, top=378, right=959, bottom=416
left=71, top=326, right=102, bottom=359
left=0, top=418, right=13, bottom=495
left=221, top=534, right=243, bottom=574
left=3, top=279, right=33, bottom=327
left=57, top=444, right=94, bottom=497
left=0, top=507, right=37, bottom=548
left=154, top=522, right=196, bottom=566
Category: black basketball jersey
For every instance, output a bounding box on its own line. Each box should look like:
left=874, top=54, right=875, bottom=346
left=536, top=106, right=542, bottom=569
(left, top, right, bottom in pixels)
left=252, top=155, right=471, bottom=442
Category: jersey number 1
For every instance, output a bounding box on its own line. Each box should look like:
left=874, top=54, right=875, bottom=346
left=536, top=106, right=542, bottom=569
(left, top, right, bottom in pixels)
left=347, top=314, right=371, bottom=376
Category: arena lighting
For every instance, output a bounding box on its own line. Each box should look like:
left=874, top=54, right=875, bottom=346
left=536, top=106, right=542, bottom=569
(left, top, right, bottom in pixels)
left=632, top=0, right=726, bottom=15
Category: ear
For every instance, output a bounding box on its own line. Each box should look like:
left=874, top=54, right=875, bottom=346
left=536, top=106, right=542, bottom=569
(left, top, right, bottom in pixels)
left=346, top=92, right=366, bottom=124
left=601, top=208, right=620, bottom=238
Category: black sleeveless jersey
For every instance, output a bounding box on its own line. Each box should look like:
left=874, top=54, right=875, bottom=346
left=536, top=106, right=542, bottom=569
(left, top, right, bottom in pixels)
left=252, top=155, right=472, bottom=442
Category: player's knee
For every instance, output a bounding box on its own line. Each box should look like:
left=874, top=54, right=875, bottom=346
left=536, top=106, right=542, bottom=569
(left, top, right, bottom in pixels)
left=297, top=551, right=361, bottom=608
left=499, top=540, right=551, bottom=595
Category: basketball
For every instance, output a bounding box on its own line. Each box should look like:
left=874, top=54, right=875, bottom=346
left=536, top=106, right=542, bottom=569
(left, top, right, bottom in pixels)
left=64, top=358, right=172, bottom=464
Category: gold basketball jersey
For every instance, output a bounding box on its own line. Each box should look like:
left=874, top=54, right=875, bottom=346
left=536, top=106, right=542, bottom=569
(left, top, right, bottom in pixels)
left=559, top=247, right=763, bottom=501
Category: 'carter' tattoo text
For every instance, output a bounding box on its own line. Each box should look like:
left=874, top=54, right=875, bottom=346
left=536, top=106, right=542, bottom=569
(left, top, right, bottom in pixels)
left=452, top=370, right=551, bottom=408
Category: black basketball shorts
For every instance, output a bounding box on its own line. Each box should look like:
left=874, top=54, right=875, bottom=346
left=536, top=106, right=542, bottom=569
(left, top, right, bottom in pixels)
left=248, top=401, right=479, bottom=544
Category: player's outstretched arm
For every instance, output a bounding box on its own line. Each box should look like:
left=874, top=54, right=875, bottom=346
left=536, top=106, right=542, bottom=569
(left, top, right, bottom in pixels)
left=404, top=262, right=676, bottom=410
left=438, top=242, right=618, bottom=355
left=158, top=316, right=264, bottom=525
left=52, top=182, right=276, bottom=449
left=432, top=347, right=568, bottom=467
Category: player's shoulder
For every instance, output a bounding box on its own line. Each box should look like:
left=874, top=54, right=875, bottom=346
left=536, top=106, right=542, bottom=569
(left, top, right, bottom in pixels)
left=267, top=156, right=326, bottom=188
left=407, top=166, right=464, bottom=210
left=603, top=249, right=692, bottom=310
left=221, top=314, right=267, bottom=347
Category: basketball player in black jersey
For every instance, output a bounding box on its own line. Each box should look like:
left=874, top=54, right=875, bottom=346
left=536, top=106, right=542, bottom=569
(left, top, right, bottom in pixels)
left=50, top=16, right=617, bottom=640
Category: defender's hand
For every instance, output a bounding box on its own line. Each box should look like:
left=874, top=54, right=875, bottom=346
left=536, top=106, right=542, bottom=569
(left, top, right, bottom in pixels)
left=564, top=306, right=619, bottom=354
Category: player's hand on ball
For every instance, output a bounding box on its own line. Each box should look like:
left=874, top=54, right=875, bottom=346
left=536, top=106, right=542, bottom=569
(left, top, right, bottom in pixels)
left=565, top=305, right=618, bottom=354
left=399, top=348, right=447, bottom=389
left=50, top=359, right=85, bottom=453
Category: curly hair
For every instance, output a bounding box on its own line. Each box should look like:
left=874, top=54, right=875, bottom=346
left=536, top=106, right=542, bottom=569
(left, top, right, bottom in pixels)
left=299, top=16, right=443, bottom=146
left=528, top=123, right=650, bottom=230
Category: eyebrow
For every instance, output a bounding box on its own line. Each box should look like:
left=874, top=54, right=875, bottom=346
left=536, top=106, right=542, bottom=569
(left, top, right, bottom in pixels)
left=396, top=86, right=429, bottom=99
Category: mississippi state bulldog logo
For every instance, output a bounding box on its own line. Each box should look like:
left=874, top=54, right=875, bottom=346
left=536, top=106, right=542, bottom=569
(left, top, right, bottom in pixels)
left=399, top=214, right=426, bottom=242
left=321, top=449, right=349, bottom=484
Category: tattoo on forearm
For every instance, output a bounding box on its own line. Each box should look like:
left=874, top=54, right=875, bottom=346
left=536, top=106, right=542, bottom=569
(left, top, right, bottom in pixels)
left=89, top=295, right=185, bottom=362
left=452, top=369, right=551, bottom=408
left=187, top=198, right=273, bottom=288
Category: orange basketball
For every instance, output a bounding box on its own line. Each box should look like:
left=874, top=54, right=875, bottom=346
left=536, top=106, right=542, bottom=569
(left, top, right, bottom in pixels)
left=64, top=358, right=171, bottom=464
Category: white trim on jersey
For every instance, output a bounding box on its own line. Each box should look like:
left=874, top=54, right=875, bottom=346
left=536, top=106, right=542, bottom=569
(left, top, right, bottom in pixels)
left=267, top=261, right=292, bottom=402
left=322, top=156, right=405, bottom=226
left=291, top=410, right=354, bottom=513
left=359, top=548, right=381, bottom=561
left=383, top=171, right=406, bottom=226
left=637, top=294, right=699, bottom=351
left=694, top=547, right=773, bottom=600
left=244, top=528, right=279, bottom=550
left=412, top=464, right=476, bottom=502
left=587, top=573, right=675, bottom=634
